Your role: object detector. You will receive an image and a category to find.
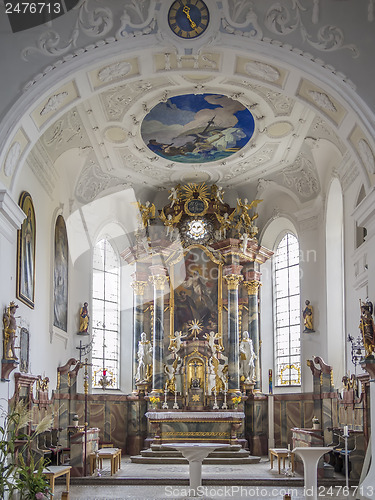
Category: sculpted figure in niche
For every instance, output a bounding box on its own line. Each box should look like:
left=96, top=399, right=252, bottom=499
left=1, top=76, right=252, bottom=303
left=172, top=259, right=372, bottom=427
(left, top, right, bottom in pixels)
left=3, top=302, right=19, bottom=360
left=303, top=300, right=315, bottom=332
left=239, top=331, right=256, bottom=383
left=135, top=332, right=153, bottom=382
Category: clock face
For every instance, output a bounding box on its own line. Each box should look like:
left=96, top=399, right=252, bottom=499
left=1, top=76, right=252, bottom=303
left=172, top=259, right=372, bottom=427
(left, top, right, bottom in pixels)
left=168, top=0, right=209, bottom=39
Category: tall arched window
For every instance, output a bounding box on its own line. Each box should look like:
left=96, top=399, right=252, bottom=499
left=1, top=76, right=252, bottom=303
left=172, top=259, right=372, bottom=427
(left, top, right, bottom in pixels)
left=274, top=233, right=301, bottom=386
left=92, top=238, right=120, bottom=389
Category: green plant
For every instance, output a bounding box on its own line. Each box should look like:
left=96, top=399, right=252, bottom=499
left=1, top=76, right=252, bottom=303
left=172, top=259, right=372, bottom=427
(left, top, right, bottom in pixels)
left=15, top=453, right=51, bottom=500
left=0, top=400, right=54, bottom=499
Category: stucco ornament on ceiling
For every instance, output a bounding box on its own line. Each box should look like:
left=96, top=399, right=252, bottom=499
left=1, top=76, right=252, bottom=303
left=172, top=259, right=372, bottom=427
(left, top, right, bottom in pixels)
left=22, top=0, right=114, bottom=59
left=4, top=142, right=21, bottom=177
left=75, top=158, right=129, bottom=203
left=308, top=90, right=337, bottom=113
left=264, top=1, right=359, bottom=57
left=98, top=62, right=132, bottom=83
left=280, top=154, right=320, bottom=199
left=141, top=93, right=255, bottom=164
left=358, top=139, right=375, bottom=175
left=40, top=92, right=69, bottom=116
left=244, top=61, right=280, bottom=82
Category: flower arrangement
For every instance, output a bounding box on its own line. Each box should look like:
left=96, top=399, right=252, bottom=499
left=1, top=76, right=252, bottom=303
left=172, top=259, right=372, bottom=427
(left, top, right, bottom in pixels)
left=232, top=396, right=242, bottom=405
left=312, top=416, right=320, bottom=424
left=149, top=396, right=160, bottom=404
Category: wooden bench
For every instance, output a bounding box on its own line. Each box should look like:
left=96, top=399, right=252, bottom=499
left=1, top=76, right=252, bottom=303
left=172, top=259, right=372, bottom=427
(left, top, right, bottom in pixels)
left=35, top=465, right=71, bottom=498
left=269, top=448, right=295, bottom=474
left=90, top=447, right=121, bottom=475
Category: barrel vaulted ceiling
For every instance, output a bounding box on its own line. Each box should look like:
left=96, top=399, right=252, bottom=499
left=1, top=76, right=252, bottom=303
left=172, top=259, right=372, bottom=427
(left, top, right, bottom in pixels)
left=1, top=0, right=375, bottom=215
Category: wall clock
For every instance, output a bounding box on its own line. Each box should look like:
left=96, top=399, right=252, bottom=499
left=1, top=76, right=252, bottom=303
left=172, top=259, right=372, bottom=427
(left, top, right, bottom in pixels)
left=168, top=0, right=209, bottom=39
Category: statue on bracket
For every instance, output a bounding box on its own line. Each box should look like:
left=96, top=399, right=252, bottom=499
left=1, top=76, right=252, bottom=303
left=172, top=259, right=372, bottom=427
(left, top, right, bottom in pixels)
left=359, top=299, right=375, bottom=358
left=78, top=302, right=89, bottom=335
left=3, top=301, right=19, bottom=360
left=239, top=331, right=256, bottom=384
left=303, top=300, right=315, bottom=332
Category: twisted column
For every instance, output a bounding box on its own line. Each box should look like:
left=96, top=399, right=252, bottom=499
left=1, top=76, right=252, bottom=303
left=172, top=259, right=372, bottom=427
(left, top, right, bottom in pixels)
left=131, top=276, right=148, bottom=391
left=224, top=268, right=243, bottom=394
left=149, top=266, right=169, bottom=394
left=243, top=279, right=261, bottom=391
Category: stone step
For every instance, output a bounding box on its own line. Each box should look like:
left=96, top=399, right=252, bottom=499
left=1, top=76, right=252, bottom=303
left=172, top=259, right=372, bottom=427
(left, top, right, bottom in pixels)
left=130, top=455, right=261, bottom=465
left=141, top=448, right=251, bottom=459
left=153, top=444, right=243, bottom=452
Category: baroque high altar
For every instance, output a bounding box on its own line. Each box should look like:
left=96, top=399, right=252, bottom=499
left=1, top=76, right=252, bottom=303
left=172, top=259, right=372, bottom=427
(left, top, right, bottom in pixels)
left=121, top=183, right=273, bottom=445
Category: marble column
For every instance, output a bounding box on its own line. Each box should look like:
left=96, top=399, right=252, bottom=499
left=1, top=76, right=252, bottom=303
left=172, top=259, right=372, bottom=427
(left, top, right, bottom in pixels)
left=149, top=266, right=169, bottom=394
left=131, top=274, right=148, bottom=391
left=243, top=279, right=261, bottom=391
left=224, top=266, right=243, bottom=394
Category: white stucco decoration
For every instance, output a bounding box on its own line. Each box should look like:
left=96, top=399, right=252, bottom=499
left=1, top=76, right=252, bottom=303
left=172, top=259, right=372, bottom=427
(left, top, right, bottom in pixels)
left=308, top=90, right=337, bottom=112
left=98, top=61, right=132, bottom=82
left=358, top=138, right=375, bottom=174
left=245, top=61, right=280, bottom=82
left=4, top=142, right=21, bottom=177
left=40, top=92, right=69, bottom=116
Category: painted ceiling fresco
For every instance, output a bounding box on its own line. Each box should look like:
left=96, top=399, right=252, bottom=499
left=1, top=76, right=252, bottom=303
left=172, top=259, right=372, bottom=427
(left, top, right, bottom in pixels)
left=141, top=93, right=255, bottom=164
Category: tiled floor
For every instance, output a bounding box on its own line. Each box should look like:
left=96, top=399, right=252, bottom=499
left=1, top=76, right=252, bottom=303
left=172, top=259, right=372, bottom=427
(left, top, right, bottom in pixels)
left=50, top=455, right=359, bottom=499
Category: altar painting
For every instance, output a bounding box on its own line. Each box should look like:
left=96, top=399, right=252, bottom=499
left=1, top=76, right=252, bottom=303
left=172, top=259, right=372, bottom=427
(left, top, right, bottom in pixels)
left=172, top=246, right=222, bottom=338
left=53, top=215, right=69, bottom=331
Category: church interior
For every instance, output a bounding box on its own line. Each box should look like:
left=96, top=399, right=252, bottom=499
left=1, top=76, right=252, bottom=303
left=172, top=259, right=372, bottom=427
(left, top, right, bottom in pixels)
left=1, top=1, right=375, bottom=499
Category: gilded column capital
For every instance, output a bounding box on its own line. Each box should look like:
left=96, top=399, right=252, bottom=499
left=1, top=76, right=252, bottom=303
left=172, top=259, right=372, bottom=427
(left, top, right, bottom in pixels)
left=131, top=280, right=148, bottom=295
left=149, top=274, right=169, bottom=291
left=224, top=274, right=243, bottom=290
left=243, top=280, right=261, bottom=295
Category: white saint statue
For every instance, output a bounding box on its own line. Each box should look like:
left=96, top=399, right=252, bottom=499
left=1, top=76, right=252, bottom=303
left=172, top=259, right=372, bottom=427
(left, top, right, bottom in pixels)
left=135, top=332, right=152, bottom=383
left=239, top=331, right=256, bottom=383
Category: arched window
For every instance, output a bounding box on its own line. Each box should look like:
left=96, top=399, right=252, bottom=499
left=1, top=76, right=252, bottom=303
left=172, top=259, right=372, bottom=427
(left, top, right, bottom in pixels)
left=274, top=233, right=301, bottom=386
left=92, top=238, right=120, bottom=389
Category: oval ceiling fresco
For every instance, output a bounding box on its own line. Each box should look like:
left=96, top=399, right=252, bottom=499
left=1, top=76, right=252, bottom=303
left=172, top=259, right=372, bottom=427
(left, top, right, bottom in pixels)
left=141, top=93, right=255, bottom=164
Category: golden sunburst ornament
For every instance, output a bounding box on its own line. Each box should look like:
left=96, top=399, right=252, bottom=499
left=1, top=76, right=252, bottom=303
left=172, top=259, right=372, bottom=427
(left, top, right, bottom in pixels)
left=188, top=319, right=203, bottom=339
left=182, top=183, right=210, bottom=202
left=192, top=394, right=200, bottom=402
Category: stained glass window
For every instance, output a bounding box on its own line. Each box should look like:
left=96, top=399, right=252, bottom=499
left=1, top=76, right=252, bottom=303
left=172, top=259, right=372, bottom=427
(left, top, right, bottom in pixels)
left=274, top=233, right=301, bottom=386
left=92, top=239, right=120, bottom=389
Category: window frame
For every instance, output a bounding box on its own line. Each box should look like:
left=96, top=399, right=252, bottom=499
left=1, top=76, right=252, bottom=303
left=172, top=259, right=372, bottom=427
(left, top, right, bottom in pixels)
left=91, top=237, right=120, bottom=390
left=273, top=231, right=301, bottom=387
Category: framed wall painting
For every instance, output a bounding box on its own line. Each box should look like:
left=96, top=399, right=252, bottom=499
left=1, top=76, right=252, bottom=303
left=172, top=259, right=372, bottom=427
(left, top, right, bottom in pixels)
left=16, top=192, right=36, bottom=308
left=53, top=214, right=68, bottom=331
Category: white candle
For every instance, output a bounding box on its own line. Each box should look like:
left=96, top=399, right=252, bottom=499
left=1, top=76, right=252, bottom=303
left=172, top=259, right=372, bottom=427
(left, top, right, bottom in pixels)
left=344, top=425, right=349, bottom=436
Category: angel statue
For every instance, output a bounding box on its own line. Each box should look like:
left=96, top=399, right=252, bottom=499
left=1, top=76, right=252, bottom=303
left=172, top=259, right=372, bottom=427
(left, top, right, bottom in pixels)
left=138, top=201, right=156, bottom=228
left=211, top=184, right=224, bottom=204
left=215, top=210, right=236, bottom=239
left=236, top=198, right=262, bottom=232
left=168, top=185, right=181, bottom=207
left=159, top=208, right=182, bottom=240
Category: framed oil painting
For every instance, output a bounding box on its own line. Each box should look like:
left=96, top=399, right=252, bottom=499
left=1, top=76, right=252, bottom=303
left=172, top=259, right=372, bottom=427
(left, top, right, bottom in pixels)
left=53, top=214, right=68, bottom=331
left=16, top=191, right=36, bottom=308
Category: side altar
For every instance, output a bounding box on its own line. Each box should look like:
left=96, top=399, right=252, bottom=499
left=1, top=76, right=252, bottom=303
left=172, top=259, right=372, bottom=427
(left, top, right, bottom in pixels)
left=121, top=183, right=273, bottom=450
